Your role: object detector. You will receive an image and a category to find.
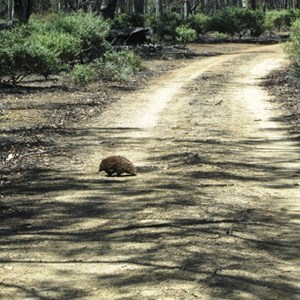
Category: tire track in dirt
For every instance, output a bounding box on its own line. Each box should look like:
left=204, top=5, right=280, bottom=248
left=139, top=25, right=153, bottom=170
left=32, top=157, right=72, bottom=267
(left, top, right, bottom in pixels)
left=1, top=44, right=299, bottom=299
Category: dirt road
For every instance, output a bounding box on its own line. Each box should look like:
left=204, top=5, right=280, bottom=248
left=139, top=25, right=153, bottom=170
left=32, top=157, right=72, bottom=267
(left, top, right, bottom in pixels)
left=1, top=44, right=299, bottom=299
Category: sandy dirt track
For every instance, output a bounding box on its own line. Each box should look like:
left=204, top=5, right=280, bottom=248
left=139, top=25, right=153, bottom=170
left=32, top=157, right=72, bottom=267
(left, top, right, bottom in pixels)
left=0, top=44, right=299, bottom=299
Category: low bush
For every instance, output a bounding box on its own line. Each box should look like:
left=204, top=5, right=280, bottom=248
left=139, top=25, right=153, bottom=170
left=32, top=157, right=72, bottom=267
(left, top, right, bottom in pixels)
left=176, top=25, right=197, bottom=48
left=64, top=63, right=97, bottom=86
left=0, top=26, right=42, bottom=84
left=111, top=13, right=145, bottom=29
left=210, top=32, right=230, bottom=42
left=50, top=12, right=111, bottom=61
left=101, top=49, right=142, bottom=81
left=0, top=25, right=83, bottom=84
left=64, top=49, right=142, bottom=85
left=0, top=12, right=112, bottom=85
left=146, top=10, right=184, bottom=39
left=29, top=31, right=81, bottom=77
left=208, top=7, right=264, bottom=39
left=265, top=9, right=300, bottom=32
left=186, top=13, right=209, bottom=36
left=284, top=19, right=300, bottom=71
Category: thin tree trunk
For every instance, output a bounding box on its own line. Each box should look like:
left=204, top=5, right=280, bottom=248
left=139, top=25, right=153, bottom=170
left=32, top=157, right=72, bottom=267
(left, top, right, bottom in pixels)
left=156, top=0, right=163, bottom=40
left=101, top=0, right=117, bottom=19
left=117, top=0, right=126, bottom=13
left=7, top=0, right=14, bottom=25
left=14, top=0, right=32, bottom=23
left=156, top=0, right=163, bottom=18
left=134, top=0, right=144, bottom=14
left=183, top=0, right=188, bottom=19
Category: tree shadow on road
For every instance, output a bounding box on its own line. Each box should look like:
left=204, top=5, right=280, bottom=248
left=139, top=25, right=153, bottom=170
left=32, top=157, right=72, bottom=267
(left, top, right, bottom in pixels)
left=0, top=128, right=299, bottom=299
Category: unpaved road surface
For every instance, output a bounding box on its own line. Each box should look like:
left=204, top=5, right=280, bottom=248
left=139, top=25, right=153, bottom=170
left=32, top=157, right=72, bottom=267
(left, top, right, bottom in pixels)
left=1, top=44, right=300, bottom=299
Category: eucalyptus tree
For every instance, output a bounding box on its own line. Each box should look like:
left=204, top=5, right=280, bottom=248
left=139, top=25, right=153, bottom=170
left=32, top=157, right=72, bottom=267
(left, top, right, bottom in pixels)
left=7, top=0, right=32, bottom=24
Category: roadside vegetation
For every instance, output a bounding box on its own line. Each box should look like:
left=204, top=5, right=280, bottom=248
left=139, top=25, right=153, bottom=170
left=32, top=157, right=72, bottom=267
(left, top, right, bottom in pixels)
left=0, top=3, right=300, bottom=86
left=0, top=12, right=141, bottom=86
left=284, top=19, right=300, bottom=72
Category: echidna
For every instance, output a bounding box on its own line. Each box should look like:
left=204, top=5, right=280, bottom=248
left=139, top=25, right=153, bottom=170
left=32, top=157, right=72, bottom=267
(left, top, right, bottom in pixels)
left=98, top=155, right=137, bottom=176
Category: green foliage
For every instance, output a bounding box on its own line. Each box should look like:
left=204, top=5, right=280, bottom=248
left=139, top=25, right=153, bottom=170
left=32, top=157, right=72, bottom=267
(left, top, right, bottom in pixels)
left=265, top=9, right=300, bottom=32
left=64, top=63, right=97, bottom=86
left=176, top=25, right=197, bottom=47
left=0, top=26, right=59, bottom=84
left=144, top=13, right=157, bottom=28
left=101, top=50, right=141, bottom=81
left=284, top=19, right=300, bottom=70
left=208, top=7, right=264, bottom=38
left=186, top=13, right=209, bottom=35
left=245, top=9, right=265, bottom=37
left=0, top=23, right=83, bottom=84
left=111, top=13, right=145, bottom=29
left=0, top=27, right=30, bottom=84
left=210, top=32, right=230, bottom=42
left=146, top=10, right=208, bottom=41
left=0, top=12, right=112, bottom=85
left=64, top=49, right=142, bottom=85
left=50, top=12, right=111, bottom=61
left=162, top=11, right=184, bottom=37
left=146, top=10, right=184, bottom=39
left=208, top=8, right=236, bottom=36
left=0, top=14, right=140, bottom=86
left=29, top=30, right=81, bottom=67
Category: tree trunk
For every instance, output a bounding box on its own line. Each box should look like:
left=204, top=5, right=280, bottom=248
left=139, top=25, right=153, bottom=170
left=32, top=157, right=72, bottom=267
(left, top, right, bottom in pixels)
left=183, top=0, right=188, bottom=19
left=190, top=0, right=201, bottom=13
left=101, top=0, right=117, bottom=19
left=117, top=0, right=126, bottom=13
left=7, top=0, right=14, bottom=25
left=133, top=0, right=144, bottom=14
left=155, top=0, right=163, bottom=18
left=251, top=0, right=257, bottom=10
left=155, top=0, right=163, bottom=40
left=14, top=0, right=32, bottom=23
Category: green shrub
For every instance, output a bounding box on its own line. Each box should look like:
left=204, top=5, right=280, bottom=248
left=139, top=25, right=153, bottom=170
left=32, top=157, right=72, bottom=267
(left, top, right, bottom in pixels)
left=29, top=31, right=81, bottom=70
left=95, top=50, right=141, bottom=82
left=265, top=10, right=282, bottom=32
left=22, top=41, right=60, bottom=79
left=64, top=49, right=142, bottom=85
left=0, top=13, right=142, bottom=86
left=161, top=11, right=184, bottom=37
left=208, top=7, right=264, bottom=39
left=0, top=25, right=83, bottom=84
left=284, top=20, right=300, bottom=70
left=0, top=27, right=43, bottom=84
left=0, top=12, right=112, bottom=85
left=111, top=13, right=145, bottom=29
left=51, top=12, right=111, bottom=61
left=176, top=25, right=197, bottom=47
left=208, top=8, right=236, bottom=37
left=265, top=9, right=300, bottom=32
left=246, top=9, right=265, bottom=38
left=146, top=10, right=184, bottom=39
left=28, top=13, right=57, bottom=32
left=186, top=13, right=209, bottom=35
left=64, top=63, right=97, bottom=86
left=210, top=32, right=230, bottom=42
left=144, top=13, right=157, bottom=29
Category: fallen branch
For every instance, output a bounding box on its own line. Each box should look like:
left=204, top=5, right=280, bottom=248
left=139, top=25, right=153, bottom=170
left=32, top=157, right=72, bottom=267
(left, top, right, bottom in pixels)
left=18, top=150, right=54, bottom=159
